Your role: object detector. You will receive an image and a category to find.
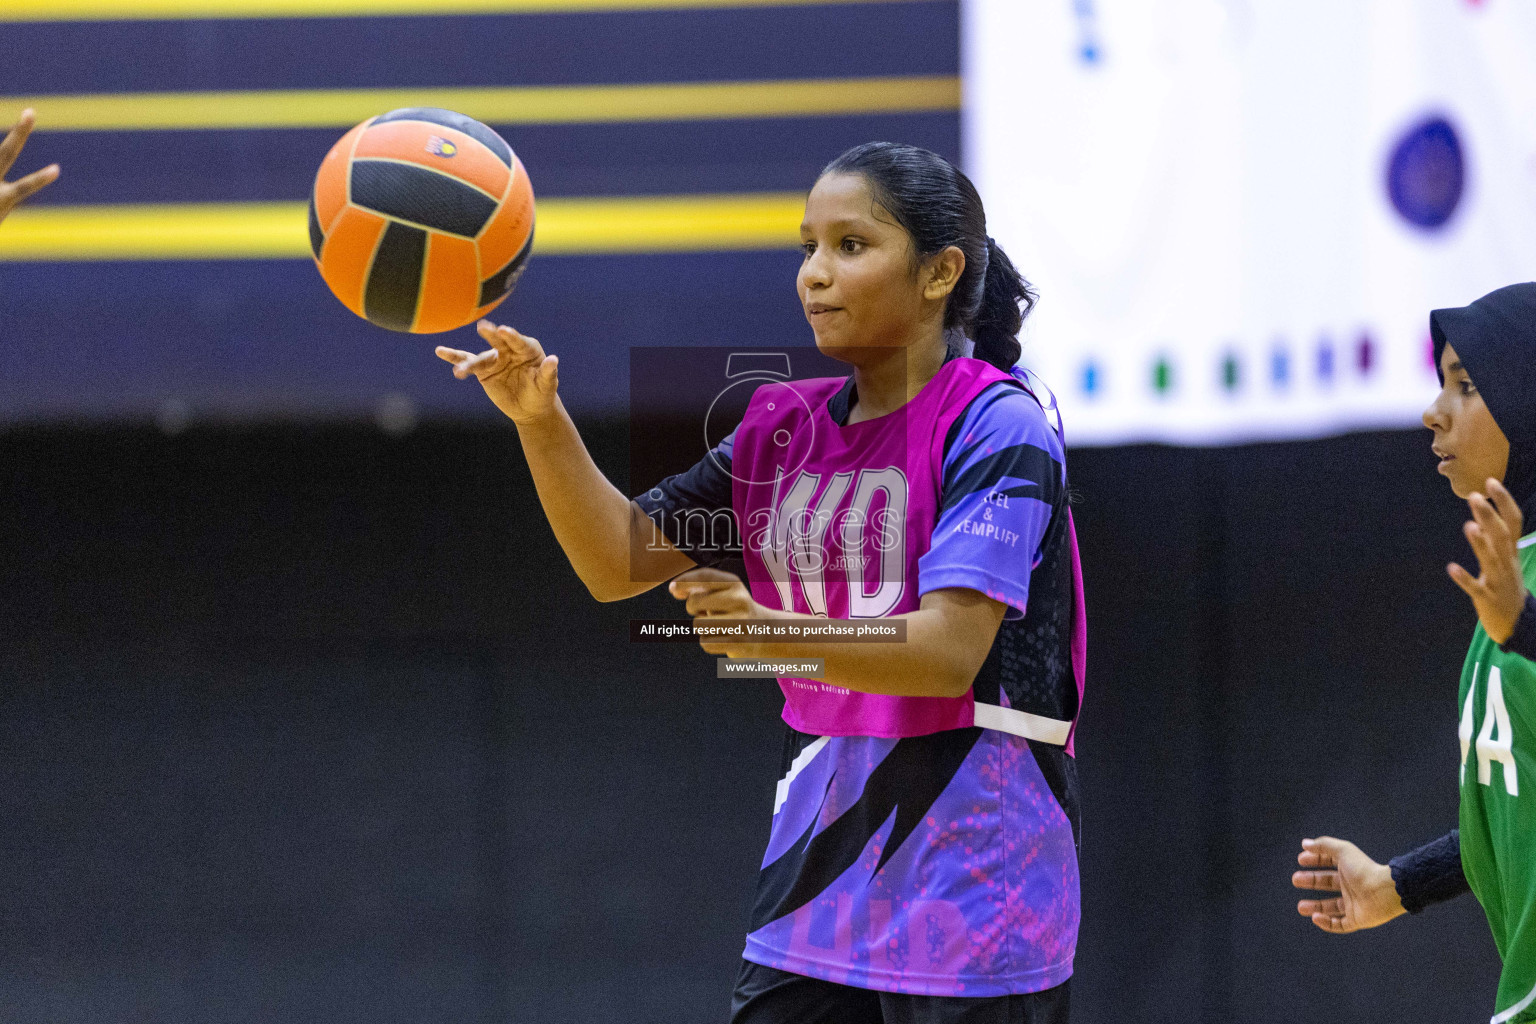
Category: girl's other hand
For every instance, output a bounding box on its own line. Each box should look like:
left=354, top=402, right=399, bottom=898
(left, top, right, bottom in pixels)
left=1448, top=477, right=1528, bottom=645
left=436, top=321, right=559, bottom=425
left=0, top=109, right=60, bottom=227
left=1292, top=836, right=1406, bottom=933
left=669, top=567, right=766, bottom=658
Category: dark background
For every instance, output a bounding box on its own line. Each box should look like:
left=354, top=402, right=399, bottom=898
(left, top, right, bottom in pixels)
left=0, top=420, right=1503, bottom=1023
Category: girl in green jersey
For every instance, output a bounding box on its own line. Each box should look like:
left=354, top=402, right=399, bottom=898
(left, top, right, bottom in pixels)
left=1290, top=282, right=1536, bottom=1024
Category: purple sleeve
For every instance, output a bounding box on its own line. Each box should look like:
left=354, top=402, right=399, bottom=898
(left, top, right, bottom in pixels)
left=917, top=383, right=1066, bottom=621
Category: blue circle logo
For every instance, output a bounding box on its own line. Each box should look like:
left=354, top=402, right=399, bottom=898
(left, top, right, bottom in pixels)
left=1386, top=115, right=1465, bottom=230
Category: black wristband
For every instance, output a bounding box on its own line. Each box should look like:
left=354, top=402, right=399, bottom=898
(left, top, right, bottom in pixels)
left=1498, top=591, right=1536, bottom=662
left=1387, top=830, right=1469, bottom=914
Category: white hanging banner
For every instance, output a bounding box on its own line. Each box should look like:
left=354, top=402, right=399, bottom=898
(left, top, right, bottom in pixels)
left=963, top=0, right=1536, bottom=445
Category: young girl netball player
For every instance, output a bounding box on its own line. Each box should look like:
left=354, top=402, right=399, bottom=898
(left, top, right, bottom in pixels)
left=1291, top=283, right=1536, bottom=1024
left=0, top=109, right=60, bottom=226
left=438, top=142, right=1086, bottom=1024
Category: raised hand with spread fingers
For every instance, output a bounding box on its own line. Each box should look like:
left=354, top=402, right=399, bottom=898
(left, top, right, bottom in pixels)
left=436, top=320, right=559, bottom=426
left=0, top=109, right=60, bottom=227
left=1447, top=477, right=1529, bottom=645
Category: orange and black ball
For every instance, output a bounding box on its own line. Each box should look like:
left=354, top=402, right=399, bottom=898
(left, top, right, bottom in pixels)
left=309, top=108, right=536, bottom=333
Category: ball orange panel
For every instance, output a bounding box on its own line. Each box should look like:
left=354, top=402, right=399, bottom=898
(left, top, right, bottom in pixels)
left=318, top=206, right=388, bottom=318
left=477, top=156, right=536, bottom=274
left=412, top=232, right=481, bottom=334
left=354, top=121, right=509, bottom=201
left=315, top=119, right=368, bottom=233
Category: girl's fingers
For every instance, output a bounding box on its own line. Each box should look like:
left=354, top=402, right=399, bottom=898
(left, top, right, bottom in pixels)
left=476, top=320, right=509, bottom=354
left=0, top=108, right=35, bottom=176
left=435, top=346, right=472, bottom=364
left=1466, top=523, right=1498, bottom=571
left=478, top=321, right=544, bottom=363
left=454, top=349, right=499, bottom=379
left=1291, top=870, right=1340, bottom=892
left=1, top=165, right=59, bottom=211
left=507, top=330, right=546, bottom=365
left=1472, top=493, right=1511, bottom=543
left=10, top=164, right=59, bottom=199
left=1311, top=912, right=1348, bottom=933
left=687, top=590, right=750, bottom=617
left=1301, top=837, right=1343, bottom=866
left=1448, top=562, right=1483, bottom=598
left=1465, top=521, right=1492, bottom=568
left=669, top=579, right=736, bottom=598
left=676, top=586, right=742, bottom=615
left=1488, top=478, right=1524, bottom=534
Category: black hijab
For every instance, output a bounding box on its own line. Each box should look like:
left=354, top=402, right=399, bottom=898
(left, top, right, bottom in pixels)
left=1431, top=282, right=1536, bottom=528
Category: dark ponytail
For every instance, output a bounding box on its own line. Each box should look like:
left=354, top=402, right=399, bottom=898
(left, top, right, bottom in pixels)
left=820, top=142, right=1037, bottom=371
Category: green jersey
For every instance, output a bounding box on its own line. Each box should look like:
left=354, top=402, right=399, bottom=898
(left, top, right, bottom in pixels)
left=1460, top=532, right=1536, bottom=1024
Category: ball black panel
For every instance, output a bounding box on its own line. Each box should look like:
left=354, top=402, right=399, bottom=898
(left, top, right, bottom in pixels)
left=364, top=221, right=427, bottom=332
left=350, top=159, right=498, bottom=238
left=478, top=226, right=535, bottom=307
left=307, top=195, right=323, bottom=260
left=373, top=106, right=514, bottom=168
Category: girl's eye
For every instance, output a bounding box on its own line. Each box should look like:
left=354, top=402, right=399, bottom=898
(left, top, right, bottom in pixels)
left=1460, top=380, right=1477, bottom=396
left=840, top=238, right=863, bottom=253
left=800, top=241, right=816, bottom=257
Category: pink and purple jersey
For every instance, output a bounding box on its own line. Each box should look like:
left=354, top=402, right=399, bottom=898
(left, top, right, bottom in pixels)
left=636, top=353, right=1084, bottom=997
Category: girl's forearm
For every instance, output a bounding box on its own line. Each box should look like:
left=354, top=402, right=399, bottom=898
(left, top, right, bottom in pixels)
left=750, top=608, right=975, bottom=698
left=514, top=398, right=641, bottom=600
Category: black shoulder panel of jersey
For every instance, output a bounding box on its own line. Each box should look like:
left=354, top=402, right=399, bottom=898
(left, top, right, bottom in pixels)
left=632, top=442, right=739, bottom=570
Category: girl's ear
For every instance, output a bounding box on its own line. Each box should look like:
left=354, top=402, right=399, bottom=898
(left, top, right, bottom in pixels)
left=922, top=245, right=966, bottom=302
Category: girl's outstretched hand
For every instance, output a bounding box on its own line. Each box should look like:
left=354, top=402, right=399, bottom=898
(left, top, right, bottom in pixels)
left=1448, top=477, right=1528, bottom=645
left=1292, top=836, right=1405, bottom=934
left=0, top=109, right=60, bottom=227
left=436, top=320, right=559, bottom=425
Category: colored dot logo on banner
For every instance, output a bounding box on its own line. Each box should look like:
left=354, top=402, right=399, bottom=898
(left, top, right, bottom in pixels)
left=1082, top=359, right=1101, bottom=396
left=1317, top=339, right=1335, bottom=383
left=1356, top=332, right=1375, bottom=376
left=1074, top=0, right=1102, bottom=64
left=1221, top=352, right=1241, bottom=393
left=1387, top=115, right=1466, bottom=231
left=1152, top=356, right=1173, bottom=396
left=1271, top=344, right=1290, bottom=388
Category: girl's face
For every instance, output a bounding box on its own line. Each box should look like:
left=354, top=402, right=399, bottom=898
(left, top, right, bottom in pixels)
left=796, top=172, right=956, bottom=356
left=1423, top=341, right=1510, bottom=498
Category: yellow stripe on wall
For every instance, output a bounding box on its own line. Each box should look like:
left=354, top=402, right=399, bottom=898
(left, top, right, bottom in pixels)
left=0, top=193, right=807, bottom=261
left=3, top=0, right=924, bottom=22
left=5, top=76, right=958, bottom=132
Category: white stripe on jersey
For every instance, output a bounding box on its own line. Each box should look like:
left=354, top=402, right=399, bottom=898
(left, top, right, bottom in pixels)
left=1518, top=532, right=1536, bottom=550
left=1491, top=975, right=1536, bottom=1024
left=972, top=702, right=1072, bottom=745
left=773, top=736, right=830, bottom=815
